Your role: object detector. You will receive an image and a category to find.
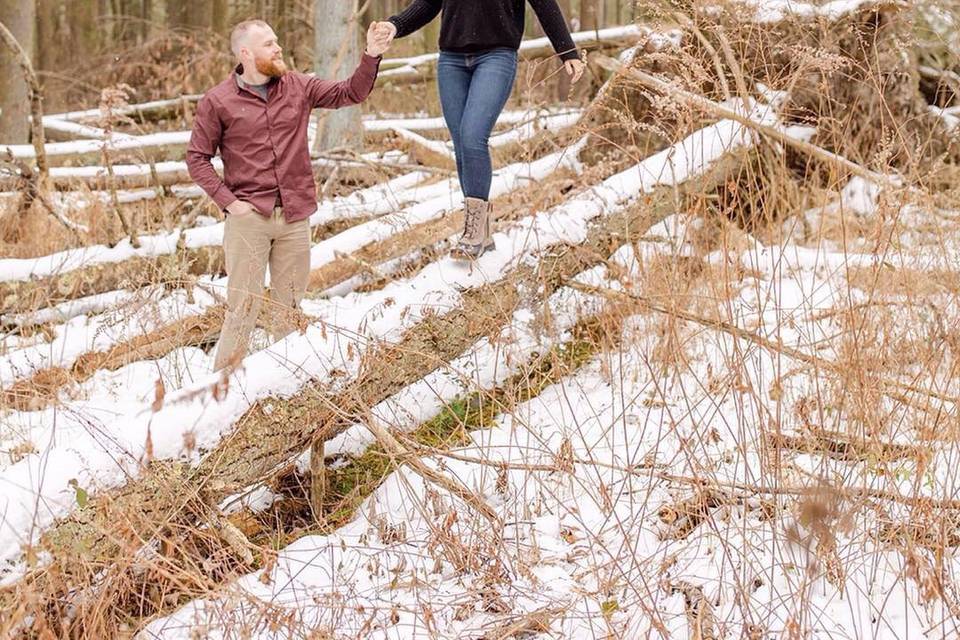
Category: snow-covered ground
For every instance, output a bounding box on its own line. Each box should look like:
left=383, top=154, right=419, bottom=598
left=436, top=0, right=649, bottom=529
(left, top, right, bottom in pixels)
left=139, top=173, right=960, bottom=638
left=4, top=90, right=960, bottom=639
left=0, top=118, right=755, bottom=590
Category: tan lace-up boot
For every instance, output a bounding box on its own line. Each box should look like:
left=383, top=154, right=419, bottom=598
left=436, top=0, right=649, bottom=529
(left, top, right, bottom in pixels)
left=451, top=196, right=495, bottom=260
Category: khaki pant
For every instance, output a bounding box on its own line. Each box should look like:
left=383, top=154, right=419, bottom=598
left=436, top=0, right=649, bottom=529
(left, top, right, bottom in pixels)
left=214, top=207, right=311, bottom=371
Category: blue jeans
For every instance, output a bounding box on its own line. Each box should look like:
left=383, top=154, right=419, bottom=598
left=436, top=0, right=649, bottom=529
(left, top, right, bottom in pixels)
left=437, top=48, right=518, bottom=200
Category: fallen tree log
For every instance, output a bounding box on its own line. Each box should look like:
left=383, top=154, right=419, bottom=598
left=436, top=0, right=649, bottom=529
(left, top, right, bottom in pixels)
left=140, top=278, right=696, bottom=634
left=390, top=126, right=457, bottom=170
left=0, top=130, right=192, bottom=168
left=0, top=305, right=224, bottom=411
left=377, top=25, right=652, bottom=84
left=0, top=170, right=431, bottom=316
left=0, top=141, right=584, bottom=409
left=0, top=240, right=220, bottom=318
left=0, top=132, right=750, bottom=636
left=0, top=104, right=595, bottom=316
left=40, top=118, right=138, bottom=143
left=0, top=156, right=383, bottom=192
left=0, top=113, right=629, bottom=418
left=14, top=108, right=580, bottom=175
left=43, top=95, right=202, bottom=126
left=0, top=140, right=599, bottom=411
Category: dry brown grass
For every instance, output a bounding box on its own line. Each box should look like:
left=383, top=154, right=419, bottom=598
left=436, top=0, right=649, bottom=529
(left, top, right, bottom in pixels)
left=7, top=1, right=960, bottom=637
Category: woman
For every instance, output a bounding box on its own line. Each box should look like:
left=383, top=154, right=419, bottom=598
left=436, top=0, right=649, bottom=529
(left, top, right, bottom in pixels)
left=381, top=0, right=586, bottom=260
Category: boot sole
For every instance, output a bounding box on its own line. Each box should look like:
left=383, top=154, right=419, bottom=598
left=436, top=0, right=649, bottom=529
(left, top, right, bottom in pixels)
left=451, top=240, right=496, bottom=261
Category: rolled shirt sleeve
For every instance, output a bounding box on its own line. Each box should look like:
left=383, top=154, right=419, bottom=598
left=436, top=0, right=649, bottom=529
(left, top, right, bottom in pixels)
left=304, top=53, right=382, bottom=110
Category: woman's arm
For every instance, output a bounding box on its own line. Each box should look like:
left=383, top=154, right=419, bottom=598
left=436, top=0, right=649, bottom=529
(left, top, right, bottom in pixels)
left=527, top=0, right=580, bottom=61
left=388, top=0, right=442, bottom=39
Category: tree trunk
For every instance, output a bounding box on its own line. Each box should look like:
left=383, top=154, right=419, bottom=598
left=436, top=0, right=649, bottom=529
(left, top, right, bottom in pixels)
left=313, top=0, right=362, bottom=154
left=168, top=1, right=213, bottom=31
left=581, top=0, right=600, bottom=32
left=211, top=0, right=229, bottom=35
left=0, top=15, right=47, bottom=177
left=35, top=0, right=58, bottom=72
left=0, top=1, right=35, bottom=144
left=68, top=0, right=99, bottom=59
left=141, top=0, right=153, bottom=41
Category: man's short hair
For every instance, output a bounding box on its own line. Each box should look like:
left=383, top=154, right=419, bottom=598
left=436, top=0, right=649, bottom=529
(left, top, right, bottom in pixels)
left=230, top=19, right=271, bottom=57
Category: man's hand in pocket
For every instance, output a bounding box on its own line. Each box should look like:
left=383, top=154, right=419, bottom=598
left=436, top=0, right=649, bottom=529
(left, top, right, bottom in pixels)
left=226, top=200, right=259, bottom=217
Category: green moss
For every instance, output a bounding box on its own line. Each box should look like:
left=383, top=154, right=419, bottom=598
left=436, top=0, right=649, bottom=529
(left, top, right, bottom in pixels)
left=311, top=317, right=608, bottom=533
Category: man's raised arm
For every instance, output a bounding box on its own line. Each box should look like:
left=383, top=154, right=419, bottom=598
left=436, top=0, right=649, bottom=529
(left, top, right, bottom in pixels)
left=304, top=52, right=381, bottom=109
left=305, top=21, right=394, bottom=109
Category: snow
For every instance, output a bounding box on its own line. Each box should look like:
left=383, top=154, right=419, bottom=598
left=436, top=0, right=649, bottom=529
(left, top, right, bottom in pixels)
left=142, top=213, right=960, bottom=636
left=135, top=134, right=960, bottom=637
left=0, top=119, right=753, bottom=588
left=1, top=289, right=136, bottom=329
left=3, top=13, right=957, bottom=638
left=0, top=145, right=576, bottom=388
left=0, top=171, right=429, bottom=284
left=742, top=0, right=883, bottom=23
left=137, top=238, right=702, bottom=639
left=8, top=85, right=957, bottom=637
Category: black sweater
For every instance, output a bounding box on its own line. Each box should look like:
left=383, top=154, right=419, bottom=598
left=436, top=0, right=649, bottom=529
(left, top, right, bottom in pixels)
left=388, top=0, right=579, bottom=61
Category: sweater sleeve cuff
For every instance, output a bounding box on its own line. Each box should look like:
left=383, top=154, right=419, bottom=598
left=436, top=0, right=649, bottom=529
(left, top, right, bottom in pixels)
left=360, top=51, right=382, bottom=65
left=387, top=16, right=406, bottom=38
left=558, top=49, right=580, bottom=62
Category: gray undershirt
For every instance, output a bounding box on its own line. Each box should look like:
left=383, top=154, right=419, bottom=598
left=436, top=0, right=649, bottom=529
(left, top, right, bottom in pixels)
left=235, top=74, right=270, bottom=101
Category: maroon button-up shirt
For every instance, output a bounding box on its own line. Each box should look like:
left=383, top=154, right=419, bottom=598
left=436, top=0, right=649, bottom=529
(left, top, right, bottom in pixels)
left=186, top=54, right=381, bottom=223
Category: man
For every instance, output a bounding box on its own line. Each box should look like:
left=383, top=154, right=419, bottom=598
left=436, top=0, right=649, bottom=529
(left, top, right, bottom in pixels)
left=187, top=19, right=394, bottom=371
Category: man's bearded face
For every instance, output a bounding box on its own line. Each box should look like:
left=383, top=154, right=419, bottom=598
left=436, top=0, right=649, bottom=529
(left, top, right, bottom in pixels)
left=242, top=25, right=287, bottom=78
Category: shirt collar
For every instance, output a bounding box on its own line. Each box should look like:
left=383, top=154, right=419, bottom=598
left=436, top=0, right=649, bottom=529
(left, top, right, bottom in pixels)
left=233, top=64, right=278, bottom=94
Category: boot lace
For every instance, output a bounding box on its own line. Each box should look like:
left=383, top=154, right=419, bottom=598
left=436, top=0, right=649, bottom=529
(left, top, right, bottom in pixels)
left=463, top=204, right=481, bottom=243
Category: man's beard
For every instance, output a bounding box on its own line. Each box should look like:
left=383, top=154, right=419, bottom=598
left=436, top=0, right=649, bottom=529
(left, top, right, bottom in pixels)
left=255, top=55, right=288, bottom=78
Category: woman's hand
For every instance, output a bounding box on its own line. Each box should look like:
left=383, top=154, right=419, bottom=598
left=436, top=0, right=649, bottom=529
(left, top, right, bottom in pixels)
left=564, top=58, right=586, bottom=83
left=365, top=22, right=396, bottom=57
left=379, top=21, right=398, bottom=41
